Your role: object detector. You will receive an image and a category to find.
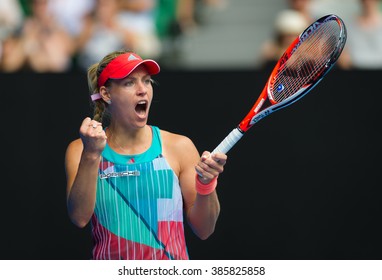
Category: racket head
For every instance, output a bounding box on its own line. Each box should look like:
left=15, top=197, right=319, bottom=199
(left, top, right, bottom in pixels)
left=267, top=14, right=347, bottom=106
left=237, top=14, right=347, bottom=133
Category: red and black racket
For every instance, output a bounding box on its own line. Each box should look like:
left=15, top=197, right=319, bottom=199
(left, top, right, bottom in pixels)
left=212, top=14, right=347, bottom=154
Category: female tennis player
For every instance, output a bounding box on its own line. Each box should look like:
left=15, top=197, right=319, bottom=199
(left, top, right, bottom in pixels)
left=64, top=50, right=227, bottom=260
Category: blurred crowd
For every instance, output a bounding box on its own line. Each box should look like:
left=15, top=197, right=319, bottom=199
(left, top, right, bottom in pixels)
left=259, top=0, right=382, bottom=70
left=1, top=0, right=382, bottom=73
left=0, top=0, right=223, bottom=72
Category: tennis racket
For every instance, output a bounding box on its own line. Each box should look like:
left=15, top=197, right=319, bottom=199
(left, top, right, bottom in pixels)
left=212, top=14, right=347, bottom=154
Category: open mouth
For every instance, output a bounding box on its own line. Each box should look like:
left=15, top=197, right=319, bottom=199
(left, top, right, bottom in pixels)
left=135, top=100, right=148, bottom=117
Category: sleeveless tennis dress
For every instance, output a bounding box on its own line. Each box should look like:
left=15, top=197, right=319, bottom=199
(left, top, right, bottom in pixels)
left=91, top=126, right=189, bottom=260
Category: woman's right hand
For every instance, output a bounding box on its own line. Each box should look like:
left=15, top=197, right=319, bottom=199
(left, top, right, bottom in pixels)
left=79, top=117, right=107, bottom=155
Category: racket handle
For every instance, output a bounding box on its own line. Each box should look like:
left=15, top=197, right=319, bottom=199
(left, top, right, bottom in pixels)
left=212, top=128, right=244, bottom=154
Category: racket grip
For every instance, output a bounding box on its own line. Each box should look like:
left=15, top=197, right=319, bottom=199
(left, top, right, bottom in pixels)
left=212, top=128, right=244, bottom=154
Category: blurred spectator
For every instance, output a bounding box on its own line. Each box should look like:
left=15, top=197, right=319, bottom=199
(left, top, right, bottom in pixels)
left=173, top=0, right=226, bottom=33
left=0, top=0, right=24, bottom=67
left=0, top=0, right=75, bottom=72
left=154, top=0, right=226, bottom=65
left=286, top=0, right=315, bottom=22
left=155, top=0, right=197, bottom=63
left=0, top=0, right=23, bottom=40
left=258, top=9, right=308, bottom=69
left=173, top=0, right=197, bottom=33
left=310, top=0, right=359, bottom=21
left=156, top=0, right=207, bottom=39
left=18, top=0, right=32, bottom=16
left=76, top=0, right=137, bottom=71
left=338, top=0, right=382, bottom=69
left=116, top=0, right=162, bottom=59
left=47, top=0, right=95, bottom=37
left=257, top=0, right=316, bottom=69
left=155, top=0, right=181, bottom=41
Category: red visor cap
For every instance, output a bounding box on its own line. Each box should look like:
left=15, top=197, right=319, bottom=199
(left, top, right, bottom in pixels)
left=97, top=53, right=160, bottom=88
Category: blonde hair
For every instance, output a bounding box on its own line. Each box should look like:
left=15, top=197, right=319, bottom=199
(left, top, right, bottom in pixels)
left=87, top=49, right=131, bottom=123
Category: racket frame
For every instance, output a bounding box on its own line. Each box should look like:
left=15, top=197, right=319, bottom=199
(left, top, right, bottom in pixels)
left=212, top=14, right=347, bottom=155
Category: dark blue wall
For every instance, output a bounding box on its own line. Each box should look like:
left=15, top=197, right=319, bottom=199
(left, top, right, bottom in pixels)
left=2, top=69, right=381, bottom=260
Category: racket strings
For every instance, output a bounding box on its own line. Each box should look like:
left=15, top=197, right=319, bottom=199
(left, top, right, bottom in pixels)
left=271, top=20, right=342, bottom=103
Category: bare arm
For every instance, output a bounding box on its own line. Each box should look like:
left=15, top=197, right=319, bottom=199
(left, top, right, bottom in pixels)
left=185, top=149, right=226, bottom=240
left=164, top=132, right=227, bottom=240
left=0, top=36, right=27, bottom=72
left=117, top=0, right=154, bottom=12
left=65, top=118, right=106, bottom=228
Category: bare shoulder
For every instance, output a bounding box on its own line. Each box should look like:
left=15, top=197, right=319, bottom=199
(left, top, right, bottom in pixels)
left=160, top=129, right=199, bottom=174
left=66, top=138, right=83, bottom=154
left=65, top=138, right=83, bottom=163
left=160, top=129, right=197, bottom=153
